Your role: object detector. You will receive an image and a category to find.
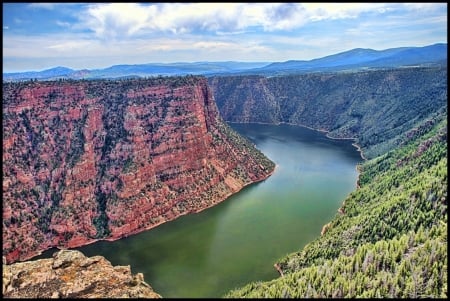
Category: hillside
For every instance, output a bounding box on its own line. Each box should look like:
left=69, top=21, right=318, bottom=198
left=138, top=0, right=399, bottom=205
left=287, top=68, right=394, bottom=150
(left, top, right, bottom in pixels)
left=213, top=66, right=448, bottom=298
left=2, top=76, right=275, bottom=264
left=226, top=109, right=447, bottom=298
left=209, top=67, right=447, bottom=158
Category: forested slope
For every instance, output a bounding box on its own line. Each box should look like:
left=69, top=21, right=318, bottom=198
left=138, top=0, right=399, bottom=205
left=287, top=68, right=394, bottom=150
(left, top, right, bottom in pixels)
left=209, top=67, right=447, bottom=158
left=226, top=109, right=447, bottom=298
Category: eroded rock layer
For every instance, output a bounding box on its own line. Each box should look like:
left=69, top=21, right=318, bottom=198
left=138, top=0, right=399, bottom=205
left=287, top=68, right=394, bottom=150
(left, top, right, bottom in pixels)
left=2, top=249, right=161, bottom=298
left=2, top=76, right=275, bottom=263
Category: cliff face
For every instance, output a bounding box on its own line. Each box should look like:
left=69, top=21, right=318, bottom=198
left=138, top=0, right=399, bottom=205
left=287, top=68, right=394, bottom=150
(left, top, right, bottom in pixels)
left=209, top=67, right=447, bottom=158
left=2, top=76, right=275, bottom=264
left=3, top=249, right=161, bottom=298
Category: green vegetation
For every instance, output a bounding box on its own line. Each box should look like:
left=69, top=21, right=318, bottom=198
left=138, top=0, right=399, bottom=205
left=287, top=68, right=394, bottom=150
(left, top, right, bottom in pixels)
left=227, top=225, right=447, bottom=298
left=225, top=112, right=447, bottom=298
left=93, top=191, right=111, bottom=238
left=215, top=116, right=275, bottom=173
left=210, top=67, right=447, bottom=158
left=66, top=111, right=88, bottom=168
left=212, top=68, right=447, bottom=297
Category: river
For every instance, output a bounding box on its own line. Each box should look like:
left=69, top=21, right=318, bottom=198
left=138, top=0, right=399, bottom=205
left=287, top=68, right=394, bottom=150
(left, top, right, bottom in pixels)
left=36, top=123, right=362, bottom=297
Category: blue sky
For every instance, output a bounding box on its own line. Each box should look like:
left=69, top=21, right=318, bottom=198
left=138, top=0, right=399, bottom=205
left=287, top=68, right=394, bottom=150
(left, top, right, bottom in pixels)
left=3, top=3, right=447, bottom=72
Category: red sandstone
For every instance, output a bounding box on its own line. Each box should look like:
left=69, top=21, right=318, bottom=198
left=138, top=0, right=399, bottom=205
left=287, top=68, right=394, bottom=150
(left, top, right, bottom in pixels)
left=2, top=77, right=274, bottom=263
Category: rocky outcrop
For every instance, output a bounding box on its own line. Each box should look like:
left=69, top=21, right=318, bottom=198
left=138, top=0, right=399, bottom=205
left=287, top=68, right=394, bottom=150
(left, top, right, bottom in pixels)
left=2, top=249, right=161, bottom=298
left=2, top=76, right=275, bottom=263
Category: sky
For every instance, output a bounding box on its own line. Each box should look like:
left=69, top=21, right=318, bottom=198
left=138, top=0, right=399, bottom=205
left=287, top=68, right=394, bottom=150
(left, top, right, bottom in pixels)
left=2, top=2, right=447, bottom=72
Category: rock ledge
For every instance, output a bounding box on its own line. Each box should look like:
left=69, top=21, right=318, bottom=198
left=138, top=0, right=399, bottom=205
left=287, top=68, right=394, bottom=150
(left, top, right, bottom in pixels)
left=2, top=250, right=161, bottom=298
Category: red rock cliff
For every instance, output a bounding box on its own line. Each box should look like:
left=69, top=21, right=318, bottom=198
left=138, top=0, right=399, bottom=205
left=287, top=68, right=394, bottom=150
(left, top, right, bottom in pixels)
left=2, top=76, right=275, bottom=263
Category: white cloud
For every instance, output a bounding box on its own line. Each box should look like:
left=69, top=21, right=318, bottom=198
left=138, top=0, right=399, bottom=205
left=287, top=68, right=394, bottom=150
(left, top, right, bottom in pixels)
left=46, top=40, right=92, bottom=51
left=56, top=20, right=71, bottom=28
left=28, top=3, right=57, bottom=10
left=193, top=41, right=235, bottom=49
left=300, top=3, right=445, bottom=21
left=14, top=18, right=24, bottom=24
left=82, top=3, right=153, bottom=38
left=79, top=3, right=444, bottom=39
left=126, top=36, right=270, bottom=56
left=3, top=2, right=447, bottom=71
left=79, top=3, right=378, bottom=39
left=3, top=33, right=271, bottom=63
left=28, top=3, right=79, bottom=10
left=302, top=3, right=389, bottom=21
left=400, top=3, right=447, bottom=11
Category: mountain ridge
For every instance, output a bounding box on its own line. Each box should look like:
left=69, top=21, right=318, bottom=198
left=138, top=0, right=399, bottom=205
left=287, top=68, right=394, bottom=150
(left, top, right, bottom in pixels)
left=254, top=43, right=446, bottom=74
left=3, top=43, right=446, bottom=80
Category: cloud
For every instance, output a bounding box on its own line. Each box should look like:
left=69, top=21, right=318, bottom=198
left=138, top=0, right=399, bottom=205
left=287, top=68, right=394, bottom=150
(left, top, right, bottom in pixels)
left=132, top=36, right=270, bottom=56
left=302, top=3, right=390, bottom=21
left=14, top=18, right=25, bottom=24
left=79, top=3, right=389, bottom=39
left=81, top=3, right=153, bottom=38
left=400, top=3, right=447, bottom=12
left=56, top=20, right=71, bottom=28
left=302, top=3, right=446, bottom=21
left=28, top=3, right=57, bottom=10
left=28, top=3, right=80, bottom=10
left=3, top=2, right=447, bottom=71
left=3, top=31, right=273, bottom=67
left=79, top=3, right=249, bottom=38
left=3, top=25, right=9, bottom=30
left=46, top=40, right=92, bottom=51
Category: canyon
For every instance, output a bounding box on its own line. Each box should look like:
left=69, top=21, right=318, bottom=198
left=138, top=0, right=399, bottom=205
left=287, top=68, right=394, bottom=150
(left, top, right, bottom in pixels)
left=2, top=76, right=274, bottom=264
left=209, top=67, right=447, bottom=158
left=209, top=68, right=447, bottom=297
left=2, top=65, right=447, bottom=298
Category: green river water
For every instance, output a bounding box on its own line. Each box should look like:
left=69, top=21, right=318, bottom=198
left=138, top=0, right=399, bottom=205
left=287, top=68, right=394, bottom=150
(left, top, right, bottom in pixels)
left=36, top=123, right=362, bottom=298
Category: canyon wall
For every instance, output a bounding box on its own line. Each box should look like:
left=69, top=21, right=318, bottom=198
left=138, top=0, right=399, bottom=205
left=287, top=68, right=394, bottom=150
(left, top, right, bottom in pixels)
left=2, top=76, right=275, bottom=263
left=209, top=67, right=447, bottom=158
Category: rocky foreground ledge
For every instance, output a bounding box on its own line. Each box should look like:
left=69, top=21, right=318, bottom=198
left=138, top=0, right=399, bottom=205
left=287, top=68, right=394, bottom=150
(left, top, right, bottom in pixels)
left=2, top=250, right=161, bottom=298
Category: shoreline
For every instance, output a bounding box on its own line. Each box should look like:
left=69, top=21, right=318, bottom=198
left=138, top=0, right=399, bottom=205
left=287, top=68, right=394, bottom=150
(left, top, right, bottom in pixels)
left=194, top=165, right=277, bottom=215
left=16, top=120, right=362, bottom=277
left=229, top=120, right=365, bottom=199
left=111, top=163, right=277, bottom=237
left=228, top=120, right=365, bottom=278
left=227, top=120, right=367, bottom=161
left=13, top=164, right=277, bottom=265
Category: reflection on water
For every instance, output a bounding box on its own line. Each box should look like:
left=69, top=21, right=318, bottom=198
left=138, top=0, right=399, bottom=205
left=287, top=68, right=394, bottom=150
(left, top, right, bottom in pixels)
left=36, top=123, right=362, bottom=298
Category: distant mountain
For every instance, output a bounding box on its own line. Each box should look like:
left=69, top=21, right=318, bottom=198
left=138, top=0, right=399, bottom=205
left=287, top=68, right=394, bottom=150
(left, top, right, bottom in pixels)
left=362, top=43, right=447, bottom=67
left=3, top=66, right=74, bottom=81
left=253, top=43, right=447, bottom=74
left=3, top=43, right=446, bottom=81
left=3, top=62, right=270, bottom=81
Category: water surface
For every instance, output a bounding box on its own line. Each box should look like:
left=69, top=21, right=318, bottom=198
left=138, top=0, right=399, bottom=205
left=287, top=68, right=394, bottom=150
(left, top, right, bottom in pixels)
left=37, top=123, right=362, bottom=297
